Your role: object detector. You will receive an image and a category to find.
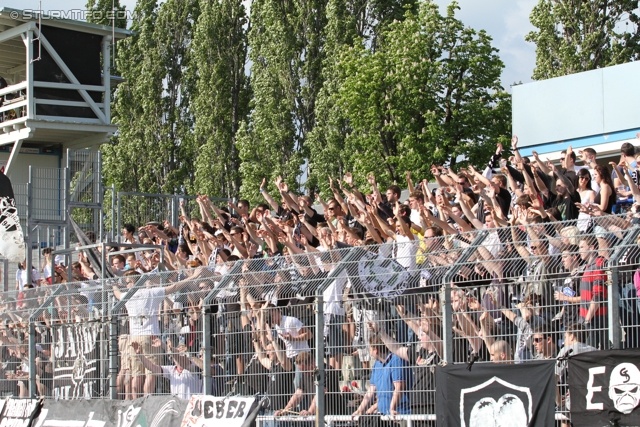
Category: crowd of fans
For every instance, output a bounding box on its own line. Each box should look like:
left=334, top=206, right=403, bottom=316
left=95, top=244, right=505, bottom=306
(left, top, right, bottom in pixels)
left=2, top=135, right=640, bottom=426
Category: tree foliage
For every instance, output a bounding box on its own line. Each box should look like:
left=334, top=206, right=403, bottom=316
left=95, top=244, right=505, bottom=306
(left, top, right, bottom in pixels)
left=103, top=0, right=199, bottom=194
left=326, top=1, right=510, bottom=191
left=236, top=0, right=329, bottom=202
left=85, top=0, right=128, bottom=29
left=306, top=0, right=417, bottom=196
left=191, top=0, right=250, bottom=199
left=105, top=0, right=511, bottom=203
left=526, top=0, right=640, bottom=80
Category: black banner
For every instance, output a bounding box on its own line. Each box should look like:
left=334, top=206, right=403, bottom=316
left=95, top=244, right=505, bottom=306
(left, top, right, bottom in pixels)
left=52, top=323, right=101, bottom=400
left=34, top=396, right=188, bottom=427
left=435, top=361, right=555, bottom=427
left=0, top=399, right=41, bottom=427
left=0, top=169, right=25, bottom=262
left=568, top=349, right=640, bottom=426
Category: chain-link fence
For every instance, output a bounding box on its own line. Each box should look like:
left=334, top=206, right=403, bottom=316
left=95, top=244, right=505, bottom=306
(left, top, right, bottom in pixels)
left=0, top=214, right=639, bottom=426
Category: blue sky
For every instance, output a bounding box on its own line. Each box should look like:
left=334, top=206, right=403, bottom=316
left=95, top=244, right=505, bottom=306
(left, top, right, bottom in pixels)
left=3, top=0, right=539, bottom=90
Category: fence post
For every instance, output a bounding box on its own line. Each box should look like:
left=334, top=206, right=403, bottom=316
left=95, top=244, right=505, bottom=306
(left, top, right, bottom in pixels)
left=25, top=168, right=32, bottom=285
left=109, top=309, right=119, bottom=400
left=116, top=192, right=122, bottom=243
left=171, top=196, right=179, bottom=229
left=2, top=258, right=8, bottom=293
left=65, top=167, right=72, bottom=280
left=315, top=295, right=325, bottom=427
left=607, top=226, right=640, bottom=349
left=440, top=231, right=488, bottom=363
left=111, top=184, right=116, bottom=241
left=202, top=305, right=212, bottom=396
left=28, top=321, right=36, bottom=397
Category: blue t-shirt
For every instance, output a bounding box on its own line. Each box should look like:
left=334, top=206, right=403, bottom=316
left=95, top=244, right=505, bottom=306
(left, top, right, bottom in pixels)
left=370, top=353, right=412, bottom=414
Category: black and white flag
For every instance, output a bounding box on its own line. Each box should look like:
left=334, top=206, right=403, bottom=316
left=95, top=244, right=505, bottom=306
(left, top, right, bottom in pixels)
left=0, top=169, right=25, bottom=261
left=568, top=349, right=640, bottom=426
left=435, top=361, right=555, bottom=427
left=343, top=247, right=410, bottom=299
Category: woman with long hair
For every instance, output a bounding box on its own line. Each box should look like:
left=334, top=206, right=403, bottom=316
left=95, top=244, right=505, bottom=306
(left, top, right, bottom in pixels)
left=593, top=164, right=616, bottom=214
left=577, top=168, right=596, bottom=230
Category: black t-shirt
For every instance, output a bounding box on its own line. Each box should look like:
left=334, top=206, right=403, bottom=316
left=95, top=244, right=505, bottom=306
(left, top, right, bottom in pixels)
left=408, top=345, right=439, bottom=411
left=555, top=268, right=582, bottom=328
left=496, top=187, right=512, bottom=218
left=551, top=191, right=581, bottom=220
left=303, top=208, right=325, bottom=227
left=265, top=363, right=295, bottom=410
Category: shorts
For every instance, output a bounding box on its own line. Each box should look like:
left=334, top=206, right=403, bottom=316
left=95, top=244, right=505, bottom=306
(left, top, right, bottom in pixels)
left=118, top=335, right=130, bottom=371
left=124, top=335, right=162, bottom=376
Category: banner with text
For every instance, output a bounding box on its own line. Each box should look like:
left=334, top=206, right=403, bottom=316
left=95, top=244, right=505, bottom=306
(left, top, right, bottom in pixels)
left=180, top=396, right=258, bottom=427
left=0, top=399, right=41, bottom=427
left=568, top=349, right=640, bottom=426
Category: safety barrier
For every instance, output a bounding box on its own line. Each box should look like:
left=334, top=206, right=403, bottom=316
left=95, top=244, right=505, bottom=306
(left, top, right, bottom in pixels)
left=0, top=214, right=638, bottom=427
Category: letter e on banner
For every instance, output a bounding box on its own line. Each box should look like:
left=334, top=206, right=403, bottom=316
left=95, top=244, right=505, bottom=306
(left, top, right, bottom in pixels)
left=586, top=366, right=606, bottom=410
left=181, top=396, right=255, bottom=427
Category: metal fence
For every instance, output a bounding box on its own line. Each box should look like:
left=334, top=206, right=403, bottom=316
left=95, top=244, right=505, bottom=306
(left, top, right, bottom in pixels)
left=115, top=193, right=231, bottom=242
left=0, top=214, right=639, bottom=426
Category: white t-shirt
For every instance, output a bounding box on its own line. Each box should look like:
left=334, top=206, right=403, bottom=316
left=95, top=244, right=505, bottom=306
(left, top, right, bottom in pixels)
left=323, top=268, right=347, bottom=317
left=125, top=287, right=165, bottom=336
left=80, top=280, right=100, bottom=302
left=394, top=235, right=417, bottom=271
left=161, top=365, right=202, bottom=400
left=275, top=315, right=310, bottom=359
left=410, top=209, right=421, bottom=227
left=16, top=268, right=40, bottom=291
left=484, top=231, right=503, bottom=258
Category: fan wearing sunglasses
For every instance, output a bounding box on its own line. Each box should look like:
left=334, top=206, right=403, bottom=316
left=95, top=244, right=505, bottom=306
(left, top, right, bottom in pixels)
left=531, top=327, right=557, bottom=360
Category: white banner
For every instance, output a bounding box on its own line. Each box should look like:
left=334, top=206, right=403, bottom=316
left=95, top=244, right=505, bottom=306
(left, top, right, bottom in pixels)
left=180, top=396, right=256, bottom=427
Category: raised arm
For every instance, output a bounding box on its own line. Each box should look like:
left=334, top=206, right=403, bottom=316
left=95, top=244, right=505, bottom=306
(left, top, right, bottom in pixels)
left=131, top=341, right=162, bottom=375
left=328, top=177, right=349, bottom=214
left=259, top=177, right=281, bottom=212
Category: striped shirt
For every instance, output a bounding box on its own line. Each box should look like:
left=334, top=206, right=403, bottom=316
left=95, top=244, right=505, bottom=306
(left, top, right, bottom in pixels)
left=579, top=256, right=607, bottom=319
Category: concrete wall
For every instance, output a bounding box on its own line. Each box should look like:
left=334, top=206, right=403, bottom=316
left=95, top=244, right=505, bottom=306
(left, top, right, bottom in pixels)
left=512, top=61, right=640, bottom=152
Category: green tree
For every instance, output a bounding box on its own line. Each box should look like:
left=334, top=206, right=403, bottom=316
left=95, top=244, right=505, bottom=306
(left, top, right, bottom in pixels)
left=336, top=1, right=510, bottom=186
left=191, top=0, right=250, bottom=199
left=305, top=0, right=418, bottom=196
left=103, top=0, right=199, bottom=194
left=526, top=0, right=640, bottom=80
left=236, top=0, right=328, bottom=203
left=85, top=0, right=128, bottom=29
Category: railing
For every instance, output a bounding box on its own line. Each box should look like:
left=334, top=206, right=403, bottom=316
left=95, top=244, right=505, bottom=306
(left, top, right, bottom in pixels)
left=1, top=214, right=639, bottom=427
left=115, top=192, right=231, bottom=239
left=0, top=81, right=28, bottom=125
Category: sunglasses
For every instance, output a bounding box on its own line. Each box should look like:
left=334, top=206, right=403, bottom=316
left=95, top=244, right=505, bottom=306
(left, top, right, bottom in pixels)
left=327, top=207, right=335, bottom=211
left=532, top=337, right=544, bottom=343
left=530, top=245, right=538, bottom=250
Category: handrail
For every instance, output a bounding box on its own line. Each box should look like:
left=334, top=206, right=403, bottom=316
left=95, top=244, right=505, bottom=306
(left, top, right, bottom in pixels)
left=0, top=81, right=27, bottom=98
